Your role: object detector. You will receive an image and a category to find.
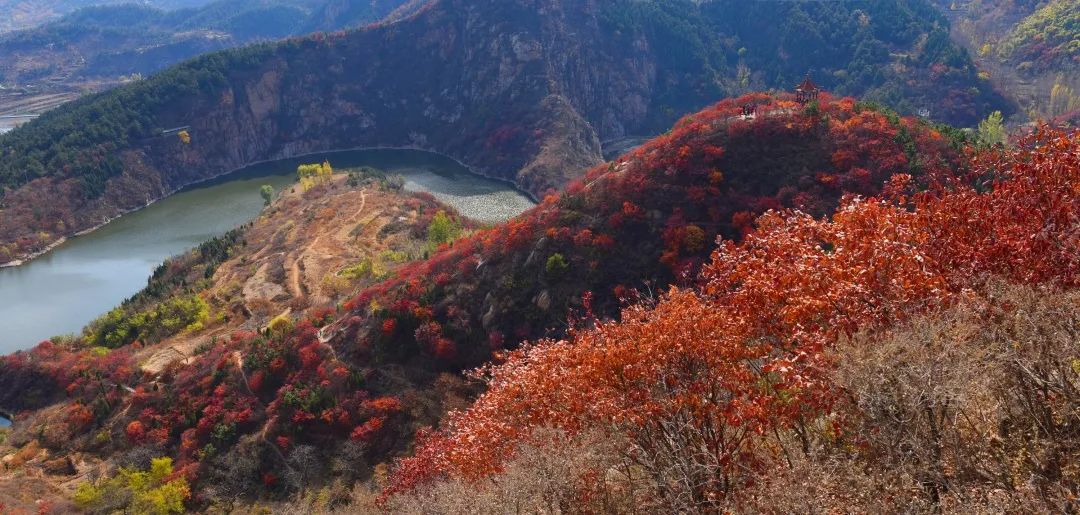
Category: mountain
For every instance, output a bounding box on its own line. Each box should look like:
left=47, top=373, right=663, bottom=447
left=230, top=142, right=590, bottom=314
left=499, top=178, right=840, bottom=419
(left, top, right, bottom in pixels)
left=0, top=94, right=973, bottom=510
left=0, top=0, right=1007, bottom=266
left=0, top=0, right=420, bottom=85
left=0, top=0, right=219, bottom=33
left=997, top=0, right=1080, bottom=118
left=325, top=94, right=970, bottom=370
left=384, top=128, right=1080, bottom=513
left=935, top=0, right=1080, bottom=120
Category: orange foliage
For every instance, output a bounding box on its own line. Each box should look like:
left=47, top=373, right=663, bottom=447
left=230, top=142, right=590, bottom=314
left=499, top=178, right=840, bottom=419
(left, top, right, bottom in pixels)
left=126, top=420, right=147, bottom=443
left=331, top=94, right=967, bottom=372
left=386, top=128, right=1080, bottom=501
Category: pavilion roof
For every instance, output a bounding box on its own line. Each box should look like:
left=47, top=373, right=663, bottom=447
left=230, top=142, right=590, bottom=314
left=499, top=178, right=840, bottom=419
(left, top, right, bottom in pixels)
left=796, top=74, right=819, bottom=92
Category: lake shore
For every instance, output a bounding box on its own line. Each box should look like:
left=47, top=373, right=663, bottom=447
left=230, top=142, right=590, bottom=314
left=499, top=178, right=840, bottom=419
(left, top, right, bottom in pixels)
left=0, top=148, right=534, bottom=351
left=0, top=237, right=66, bottom=268
left=0, top=145, right=537, bottom=269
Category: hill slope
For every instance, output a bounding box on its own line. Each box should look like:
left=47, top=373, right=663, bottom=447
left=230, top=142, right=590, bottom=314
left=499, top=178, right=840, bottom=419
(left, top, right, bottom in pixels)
left=0, top=0, right=419, bottom=85
left=0, top=94, right=972, bottom=510
left=935, top=0, right=1079, bottom=120
left=0, top=0, right=1006, bottom=264
left=324, top=94, right=968, bottom=369
left=385, top=128, right=1080, bottom=513
left=0, top=0, right=218, bottom=33
left=997, top=0, right=1080, bottom=74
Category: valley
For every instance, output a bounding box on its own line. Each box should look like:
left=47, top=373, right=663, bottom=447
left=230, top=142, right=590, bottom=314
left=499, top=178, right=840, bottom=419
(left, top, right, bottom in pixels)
left=0, top=0, right=220, bottom=33
left=0, top=93, right=980, bottom=511
left=0, top=0, right=1009, bottom=268
left=0, top=148, right=532, bottom=353
left=0, top=74, right=121, bottom=134
left=0, top=0, right=424, bottom=125
left=0, top=0, right=1076, bottom=513
left=0, top=89, right=61, bottom=134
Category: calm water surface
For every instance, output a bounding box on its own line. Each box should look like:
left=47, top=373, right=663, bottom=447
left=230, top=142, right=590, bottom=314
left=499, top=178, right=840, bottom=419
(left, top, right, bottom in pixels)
left=0, top=149, right=534, bottom=353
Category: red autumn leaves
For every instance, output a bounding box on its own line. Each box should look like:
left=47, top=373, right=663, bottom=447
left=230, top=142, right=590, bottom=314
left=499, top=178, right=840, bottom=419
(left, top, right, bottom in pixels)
left=385, top=127, right=1079, bottom=501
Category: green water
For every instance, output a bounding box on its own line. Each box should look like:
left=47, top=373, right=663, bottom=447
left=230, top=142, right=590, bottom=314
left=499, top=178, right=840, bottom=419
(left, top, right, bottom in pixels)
left=0, top=149, right=534, bottom=353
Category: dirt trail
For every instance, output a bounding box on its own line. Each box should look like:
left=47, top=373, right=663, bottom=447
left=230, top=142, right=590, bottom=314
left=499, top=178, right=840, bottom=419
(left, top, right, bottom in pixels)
left=1, top=180, right=446, bottom=506
left=138, top=185, right=387, bottom=375
left=286, top=245, right=309, bottom=299
left=140, top=326, right=233, bottom=375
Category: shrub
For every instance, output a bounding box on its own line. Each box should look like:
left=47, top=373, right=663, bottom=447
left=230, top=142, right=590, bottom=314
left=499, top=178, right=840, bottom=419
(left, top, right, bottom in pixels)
left=385, top=128, right=1079, bottom=510
left=74, top=456, right=190, bottom=514
left=268, top=315, right=295, bottom=338
left=88, top=294, right=210, bottom=348
left=545, top=253, right=569, bottom=277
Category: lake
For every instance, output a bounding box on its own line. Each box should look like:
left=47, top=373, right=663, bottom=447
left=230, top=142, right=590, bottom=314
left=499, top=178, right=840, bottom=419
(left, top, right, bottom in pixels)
left=0, top=149, right=534, bottom=353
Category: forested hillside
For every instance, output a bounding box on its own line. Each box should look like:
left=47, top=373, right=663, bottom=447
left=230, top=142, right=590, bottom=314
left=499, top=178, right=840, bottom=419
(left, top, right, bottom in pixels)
left=936, top=0, right=1079, bottom=120
left=998, top=0, right=1080, bottom=73
left=0, top=93, right=980, bottom=510
left=0, top=0, right=1006, bottom=266
left=386, top=127, right=1079, bottom=513
left=326, top=94, right=969, bottom=371
left=0, top=0, right=217, bottom=33
left=692, top=0, right=1003, bottom=121
left=0, top=0, right=418, bottom=85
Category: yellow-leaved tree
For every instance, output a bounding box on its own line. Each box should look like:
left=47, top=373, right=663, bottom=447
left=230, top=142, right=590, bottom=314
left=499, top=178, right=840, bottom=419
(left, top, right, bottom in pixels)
left=298, top=160, right=333, bottom=191
left=74, top=456, right=190, bottom=514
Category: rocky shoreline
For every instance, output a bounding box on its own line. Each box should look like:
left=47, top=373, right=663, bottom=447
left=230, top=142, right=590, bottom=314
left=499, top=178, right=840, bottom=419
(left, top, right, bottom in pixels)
left=0, top=237, right=66, bottom=268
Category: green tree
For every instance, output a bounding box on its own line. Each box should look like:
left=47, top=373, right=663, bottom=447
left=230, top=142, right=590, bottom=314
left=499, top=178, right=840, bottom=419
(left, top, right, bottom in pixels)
left=427, top=211, right=461, bottom=248
left=74, top=456, right=190, bottom=514
left=73, top=482, right=103, bottom=509
left=978, top=111, right=1007, bottom=147
left=260, top=184, right=274, bottom=206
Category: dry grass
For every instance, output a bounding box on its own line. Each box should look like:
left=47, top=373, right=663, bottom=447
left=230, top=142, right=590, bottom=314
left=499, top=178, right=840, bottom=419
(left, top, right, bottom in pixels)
left=134, top=177, right=435, bottom=375
left=746, top=282, right=1080, bottom=513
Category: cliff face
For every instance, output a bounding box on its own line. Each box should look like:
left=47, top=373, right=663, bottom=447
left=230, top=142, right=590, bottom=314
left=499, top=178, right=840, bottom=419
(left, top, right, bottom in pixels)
left=133, top=0, right=674, bottom=192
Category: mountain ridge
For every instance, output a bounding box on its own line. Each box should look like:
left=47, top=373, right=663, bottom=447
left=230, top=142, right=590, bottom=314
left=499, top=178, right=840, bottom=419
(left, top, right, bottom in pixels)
left=0, top=0, right=421, bottom=85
